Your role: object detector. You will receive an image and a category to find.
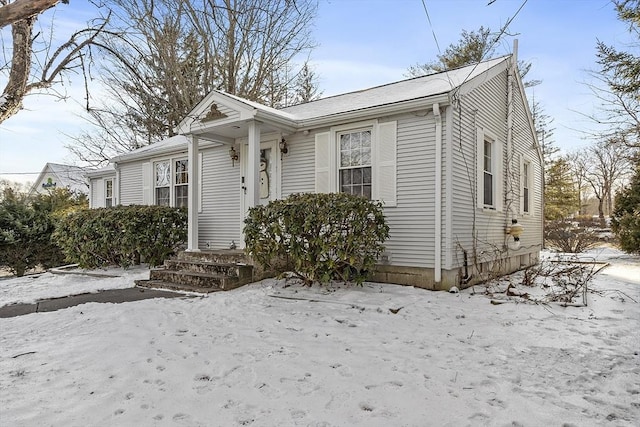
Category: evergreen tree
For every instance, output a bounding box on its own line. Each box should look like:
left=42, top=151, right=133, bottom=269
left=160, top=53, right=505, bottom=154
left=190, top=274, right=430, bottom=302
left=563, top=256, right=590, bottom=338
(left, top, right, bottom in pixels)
left=407, top=26, right=496, bottom=76
left=611, top=157, right=640, bottom=253
left=594, top=0, right=640, bottom=147
left=544, top=157, right=579, bottom=221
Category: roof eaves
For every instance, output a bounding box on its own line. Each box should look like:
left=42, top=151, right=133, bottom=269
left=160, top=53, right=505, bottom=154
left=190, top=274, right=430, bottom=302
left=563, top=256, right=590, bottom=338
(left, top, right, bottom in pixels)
left=296, top=93, right=451, bottom=129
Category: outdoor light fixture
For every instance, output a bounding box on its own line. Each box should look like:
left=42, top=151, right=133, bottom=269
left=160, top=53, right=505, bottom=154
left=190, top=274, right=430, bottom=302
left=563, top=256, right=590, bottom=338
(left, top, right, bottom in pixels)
left=507, top=219, right=524, bottom=241
left=506, top=219, right=524, bottom=250
left=229, top=145, right=238, bottom=166
left=279, top=138, right=288, bottom=156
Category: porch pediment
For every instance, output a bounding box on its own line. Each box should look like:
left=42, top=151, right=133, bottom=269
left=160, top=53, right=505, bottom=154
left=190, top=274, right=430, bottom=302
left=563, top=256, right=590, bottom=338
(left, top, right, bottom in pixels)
left=176, top=91, right=297, bottom=139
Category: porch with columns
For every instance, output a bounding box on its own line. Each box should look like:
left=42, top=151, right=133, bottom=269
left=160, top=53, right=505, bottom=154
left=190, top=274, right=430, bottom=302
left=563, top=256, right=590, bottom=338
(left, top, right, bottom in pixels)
left=185, top=120, right=265, bottom=252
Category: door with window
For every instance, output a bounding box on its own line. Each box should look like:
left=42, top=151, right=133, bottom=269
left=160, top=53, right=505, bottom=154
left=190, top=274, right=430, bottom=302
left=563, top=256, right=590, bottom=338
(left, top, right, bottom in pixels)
left=240, top=140, right=279, bottom=211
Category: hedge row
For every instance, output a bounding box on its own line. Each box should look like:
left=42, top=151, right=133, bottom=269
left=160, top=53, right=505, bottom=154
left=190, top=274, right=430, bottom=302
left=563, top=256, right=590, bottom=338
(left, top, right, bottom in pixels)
left=53, top=205, right=187, bottom=268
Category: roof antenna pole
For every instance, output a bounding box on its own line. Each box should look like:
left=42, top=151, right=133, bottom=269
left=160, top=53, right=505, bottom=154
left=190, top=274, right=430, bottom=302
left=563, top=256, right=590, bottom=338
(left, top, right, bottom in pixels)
left=513, top=39, right=519, bottom=65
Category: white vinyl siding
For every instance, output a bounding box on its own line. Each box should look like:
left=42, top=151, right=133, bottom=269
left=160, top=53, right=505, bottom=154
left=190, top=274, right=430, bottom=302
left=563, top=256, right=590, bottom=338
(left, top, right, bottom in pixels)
left=450, top=71, right=509, bottom=267
left=381, top=115, right=436, bottom=267
left=314, top=132, right=331, bottom=193
left=376, top=121, right=398, bottom=207
left=93, top=178, right=105, bottom=208
left=121, top=162, right=145, bottom=206
left=447, top=68, right=542, bottom=271
left=282, top=132, right=315, bottom=196
left=198, top=145, right=242, bottom=249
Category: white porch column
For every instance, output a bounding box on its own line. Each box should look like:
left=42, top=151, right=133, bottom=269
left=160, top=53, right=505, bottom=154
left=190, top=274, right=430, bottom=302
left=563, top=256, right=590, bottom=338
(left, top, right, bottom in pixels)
left=187, top=134, right=200, bottom=251
left=246, top=121, right=261, bottom=210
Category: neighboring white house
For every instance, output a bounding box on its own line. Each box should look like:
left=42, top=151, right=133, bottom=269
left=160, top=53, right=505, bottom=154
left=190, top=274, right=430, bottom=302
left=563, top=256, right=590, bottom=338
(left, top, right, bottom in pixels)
left=29, top=163, right=88, bottom=196
left=89, top=55, right=544, bottom=290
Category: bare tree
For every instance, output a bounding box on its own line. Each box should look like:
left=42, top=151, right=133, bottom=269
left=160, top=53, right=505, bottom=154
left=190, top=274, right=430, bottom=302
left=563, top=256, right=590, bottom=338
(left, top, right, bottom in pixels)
left=0, top=1, right=109, bottom=124
left=584, top=140, right=631, bottom=222
left=0, top=0, right=66, bottom=28
left=68, top=0, right=318, bottom=165
left=566, top=150, right=590, bottom=215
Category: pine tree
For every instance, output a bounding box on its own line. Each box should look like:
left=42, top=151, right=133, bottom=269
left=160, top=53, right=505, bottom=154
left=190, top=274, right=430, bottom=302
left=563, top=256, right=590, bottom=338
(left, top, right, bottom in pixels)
left=544, top=157, right=579, bottom=221
left=611, top=157, right=640, bottom=253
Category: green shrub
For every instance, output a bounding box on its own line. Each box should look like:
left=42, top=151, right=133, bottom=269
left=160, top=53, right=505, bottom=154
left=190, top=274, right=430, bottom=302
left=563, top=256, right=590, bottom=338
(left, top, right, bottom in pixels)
left=244, top=193, right=389, bottom=285
left=0, top=188, right=86, bottom=276
left=54, top=205, right=187, bottom=268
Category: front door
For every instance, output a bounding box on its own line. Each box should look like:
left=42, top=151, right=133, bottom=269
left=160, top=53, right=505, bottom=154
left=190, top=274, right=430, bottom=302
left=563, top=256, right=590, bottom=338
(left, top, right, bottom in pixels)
left=240, top=139, right=280, bottom=224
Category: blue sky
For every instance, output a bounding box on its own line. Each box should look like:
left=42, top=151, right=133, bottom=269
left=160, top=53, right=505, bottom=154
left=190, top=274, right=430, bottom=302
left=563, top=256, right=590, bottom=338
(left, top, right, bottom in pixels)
left=0, top=0, right=629, bottom=185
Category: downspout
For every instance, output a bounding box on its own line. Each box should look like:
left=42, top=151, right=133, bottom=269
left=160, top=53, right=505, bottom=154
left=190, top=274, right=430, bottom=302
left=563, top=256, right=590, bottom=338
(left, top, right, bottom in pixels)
left=433, top=103, right=442, bottom=285
left=506, top=44, right=516, bottom=237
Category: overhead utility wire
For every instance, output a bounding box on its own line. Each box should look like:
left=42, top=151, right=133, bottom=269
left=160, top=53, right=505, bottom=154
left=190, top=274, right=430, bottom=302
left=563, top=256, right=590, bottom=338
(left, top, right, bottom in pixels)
left=454, top=0, right=529, bottom=94
left=420, top=0, right=455, bottom=89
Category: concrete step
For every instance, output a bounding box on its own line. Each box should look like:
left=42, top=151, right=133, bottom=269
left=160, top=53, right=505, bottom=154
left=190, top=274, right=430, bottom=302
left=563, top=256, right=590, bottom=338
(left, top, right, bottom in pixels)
left=177, top=250, right=250, bottom=265
left=135, top=279, right=222, bottom=294
left=149, top=268, right=241, bottom=291
left=164, top=259, right=253, bottom=281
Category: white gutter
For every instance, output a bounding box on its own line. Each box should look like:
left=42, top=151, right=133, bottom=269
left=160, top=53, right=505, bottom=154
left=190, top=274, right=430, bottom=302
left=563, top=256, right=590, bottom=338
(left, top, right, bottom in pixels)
left=433, top=103, right=442, bottom=284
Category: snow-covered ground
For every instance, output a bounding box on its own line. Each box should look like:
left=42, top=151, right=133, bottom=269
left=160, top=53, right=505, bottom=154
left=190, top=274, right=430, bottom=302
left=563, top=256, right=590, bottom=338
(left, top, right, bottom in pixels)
left=0, top=265, right=150, bottom=307
left=1, top=249, right=639, bottom=426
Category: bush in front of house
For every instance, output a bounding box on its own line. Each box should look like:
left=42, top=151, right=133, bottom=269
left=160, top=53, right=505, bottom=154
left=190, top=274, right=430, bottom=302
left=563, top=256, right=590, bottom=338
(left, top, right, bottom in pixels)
left=0, top=188, right=87, bottom=277
left=244, top=193, right=390, bottom=285
left=54, top=205, right=187, bottom=268
left=544, top=220, right=600, bottom=253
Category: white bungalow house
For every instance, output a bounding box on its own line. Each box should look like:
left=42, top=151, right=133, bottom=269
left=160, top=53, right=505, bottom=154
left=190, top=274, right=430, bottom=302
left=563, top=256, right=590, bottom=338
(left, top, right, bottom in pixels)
left=88, top=54, right=544, bottom=290
left=29, top=163, right=88, bottom=197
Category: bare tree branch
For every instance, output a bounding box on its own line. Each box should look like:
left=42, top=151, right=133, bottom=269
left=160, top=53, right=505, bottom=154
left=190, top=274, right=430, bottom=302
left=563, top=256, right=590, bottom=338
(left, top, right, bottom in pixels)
left=0, top=0, right=67, bottom=29
left=0, top=4, right=110, bottom=124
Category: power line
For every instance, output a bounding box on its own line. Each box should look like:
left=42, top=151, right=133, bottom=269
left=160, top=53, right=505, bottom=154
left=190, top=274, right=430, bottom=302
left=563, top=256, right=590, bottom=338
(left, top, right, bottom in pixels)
left=455, top=0, right=530, bottom=92
left=420, top=0, right=442, bottom=58
left=420, top=0, right=456, bottom=90
left=0, top=172, right=42, bottom=175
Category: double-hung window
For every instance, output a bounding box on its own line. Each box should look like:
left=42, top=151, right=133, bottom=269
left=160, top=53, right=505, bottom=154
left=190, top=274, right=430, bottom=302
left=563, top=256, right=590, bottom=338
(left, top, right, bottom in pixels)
left=155, top=161, right=171, bottom=206
left=154, top=158, right=188, bottom=207
left=315, top=120, right=397, bottom=206
left=174, top=159, right=188, bottom=208
left=477, top=129, right=502, bottom=211
left=522, top=161, right=530, bottom=214
left=339, top=129, right=372, bottom=199
left=483, top=138, right=494, bottom=207
left=105, top=179, right=114, bottom=207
